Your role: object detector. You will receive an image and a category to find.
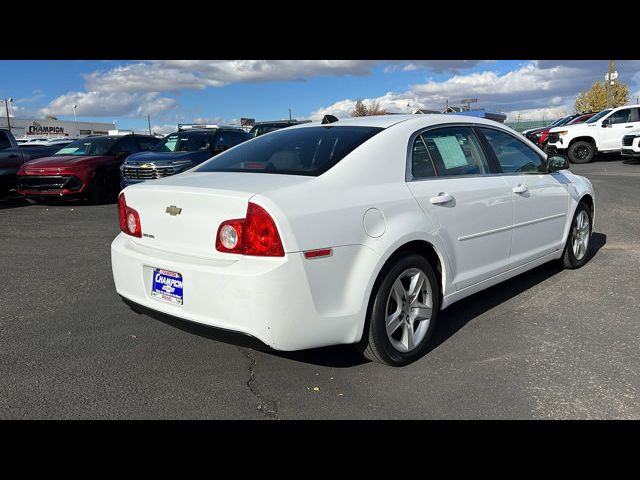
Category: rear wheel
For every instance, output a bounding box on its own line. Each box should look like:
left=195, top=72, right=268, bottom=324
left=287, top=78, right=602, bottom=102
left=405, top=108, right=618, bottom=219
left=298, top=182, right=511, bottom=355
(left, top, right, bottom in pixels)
left=568, top=141, right=595, bottom=164
left=357, top=253, right=440, bottom=366
left=87, top=171, right=116, bottom=204
left=560, top=202, right=592, bottom=269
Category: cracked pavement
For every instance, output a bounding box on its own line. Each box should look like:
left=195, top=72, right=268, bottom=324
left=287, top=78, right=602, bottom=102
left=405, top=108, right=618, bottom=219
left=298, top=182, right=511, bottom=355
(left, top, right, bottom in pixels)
left=0, top=157, right=639, bottom=419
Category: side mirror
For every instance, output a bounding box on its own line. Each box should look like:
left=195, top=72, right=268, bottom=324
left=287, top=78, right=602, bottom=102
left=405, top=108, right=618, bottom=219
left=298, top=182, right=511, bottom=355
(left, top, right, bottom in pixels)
left=601, top=119, right=611, bottom=128
left=548, top=155, right=569, bottom=172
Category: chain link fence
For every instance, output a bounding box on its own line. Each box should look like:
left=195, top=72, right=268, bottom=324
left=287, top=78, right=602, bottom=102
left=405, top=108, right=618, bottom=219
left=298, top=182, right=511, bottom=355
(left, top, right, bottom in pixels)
left=504, top=120, right=550, bottom=133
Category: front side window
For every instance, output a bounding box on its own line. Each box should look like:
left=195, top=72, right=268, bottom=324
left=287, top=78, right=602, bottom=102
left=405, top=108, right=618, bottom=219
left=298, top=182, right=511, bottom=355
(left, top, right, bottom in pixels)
left=608, top=109, right=633, bottom=124
left=480, top=127, right=546, bottom=174
left=196, top=126, right=383, bottom=176
left=419, top=127, right=490, bottom=177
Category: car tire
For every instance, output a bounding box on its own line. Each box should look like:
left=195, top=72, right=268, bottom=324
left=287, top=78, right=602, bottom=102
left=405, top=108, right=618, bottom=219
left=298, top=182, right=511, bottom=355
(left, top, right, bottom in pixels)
left=87, top=170, right=116, bottom=204
left=357, top=253, right=440, bottom=366
left=568, top=141, right=595, bottom=164
left=560, top=202, right=592, bottom=269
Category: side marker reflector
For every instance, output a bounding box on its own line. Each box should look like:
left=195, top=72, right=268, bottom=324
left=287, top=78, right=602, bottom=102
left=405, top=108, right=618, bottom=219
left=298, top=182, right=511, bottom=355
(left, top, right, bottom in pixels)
left=304, top=248, right=333, bottom=259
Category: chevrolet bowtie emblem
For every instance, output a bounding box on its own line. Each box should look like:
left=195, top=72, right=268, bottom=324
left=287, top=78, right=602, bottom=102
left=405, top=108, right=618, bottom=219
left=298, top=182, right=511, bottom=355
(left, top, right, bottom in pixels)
left=165, top=205, right=182, bottom=216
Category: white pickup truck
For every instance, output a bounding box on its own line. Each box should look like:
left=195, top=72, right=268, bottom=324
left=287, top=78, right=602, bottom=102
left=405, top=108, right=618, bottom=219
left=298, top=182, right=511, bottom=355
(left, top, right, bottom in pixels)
left=546, top=105, right=640, bottom=163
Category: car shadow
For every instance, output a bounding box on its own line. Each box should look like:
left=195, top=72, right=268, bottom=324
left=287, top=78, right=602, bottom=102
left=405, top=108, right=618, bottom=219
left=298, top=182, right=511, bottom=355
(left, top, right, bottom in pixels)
left=0, top=194, right=29, bottom=210
left=428, top=232, right=606, bottom=354
left=137, top=233, right=606, bottom=369
left=622, top=158, right=640, bottom=165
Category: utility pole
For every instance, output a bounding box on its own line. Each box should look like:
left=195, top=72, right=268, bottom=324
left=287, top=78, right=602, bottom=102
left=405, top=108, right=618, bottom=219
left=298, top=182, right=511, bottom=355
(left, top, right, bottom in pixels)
left=605, top=60, right=617, bottom=108
left=3, top=98, right=12, bottom=132
left=147, top=114, right=152, bottom=135
left=288, top=109, right=292, bottom=121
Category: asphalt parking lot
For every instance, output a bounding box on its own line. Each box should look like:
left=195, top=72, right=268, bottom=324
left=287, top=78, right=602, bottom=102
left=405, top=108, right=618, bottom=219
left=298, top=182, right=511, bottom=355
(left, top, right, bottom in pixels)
left=1, top=156, right=639, bottom=419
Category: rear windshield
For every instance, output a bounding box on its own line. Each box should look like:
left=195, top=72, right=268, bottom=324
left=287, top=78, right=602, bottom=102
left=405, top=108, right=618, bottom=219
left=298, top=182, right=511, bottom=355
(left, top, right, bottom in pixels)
left=196, top=126, right=383, bottom=176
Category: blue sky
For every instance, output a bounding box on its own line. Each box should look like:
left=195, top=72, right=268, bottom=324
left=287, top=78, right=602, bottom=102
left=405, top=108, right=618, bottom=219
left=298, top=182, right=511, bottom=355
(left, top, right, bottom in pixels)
left=2, top=60, right=640, bottom=135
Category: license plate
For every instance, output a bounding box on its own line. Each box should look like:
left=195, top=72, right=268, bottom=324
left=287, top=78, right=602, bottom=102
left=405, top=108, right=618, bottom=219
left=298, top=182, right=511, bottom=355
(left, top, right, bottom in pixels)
left=151, top=269, right=183, bottom=305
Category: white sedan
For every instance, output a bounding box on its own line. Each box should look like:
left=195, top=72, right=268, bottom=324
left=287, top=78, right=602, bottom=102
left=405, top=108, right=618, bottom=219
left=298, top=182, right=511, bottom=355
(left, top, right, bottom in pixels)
left=111, top=114, right=595, bottom=366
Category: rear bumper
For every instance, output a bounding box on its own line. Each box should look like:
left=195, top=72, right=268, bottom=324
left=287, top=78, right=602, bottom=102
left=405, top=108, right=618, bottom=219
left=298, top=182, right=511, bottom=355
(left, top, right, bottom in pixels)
left=111, top=234, right=378, bottom=351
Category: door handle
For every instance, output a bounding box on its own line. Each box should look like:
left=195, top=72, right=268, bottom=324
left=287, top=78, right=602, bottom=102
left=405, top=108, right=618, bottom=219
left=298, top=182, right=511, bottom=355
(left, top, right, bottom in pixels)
left=429, top=193, right=454, bottom=204
left=625, top=125, right=634, bottom=128
left=512, top=184, right=528, bottom=194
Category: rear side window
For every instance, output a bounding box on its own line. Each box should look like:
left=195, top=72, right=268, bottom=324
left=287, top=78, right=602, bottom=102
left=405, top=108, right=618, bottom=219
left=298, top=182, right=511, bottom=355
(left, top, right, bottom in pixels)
left=196, top=126, right=383, bottom=176
left=479, top=127, right=546, bottom=174
left=419, top=127, right=490, bottom=177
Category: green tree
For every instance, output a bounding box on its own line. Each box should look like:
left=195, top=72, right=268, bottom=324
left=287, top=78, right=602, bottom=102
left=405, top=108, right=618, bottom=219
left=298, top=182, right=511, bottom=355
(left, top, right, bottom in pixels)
left=575, top=81, right=629, bottom=112
left=351, top=99, right=386, bottom=117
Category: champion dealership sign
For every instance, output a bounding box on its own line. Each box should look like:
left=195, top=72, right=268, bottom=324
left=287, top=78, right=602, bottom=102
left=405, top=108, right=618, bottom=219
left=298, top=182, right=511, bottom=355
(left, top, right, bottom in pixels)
left=27, top=122, right=65, bottom=136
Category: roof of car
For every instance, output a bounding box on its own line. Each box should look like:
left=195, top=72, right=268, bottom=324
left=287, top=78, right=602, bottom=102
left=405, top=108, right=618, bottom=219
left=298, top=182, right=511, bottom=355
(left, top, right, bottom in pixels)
left=290, top=114, right=511, bottom=130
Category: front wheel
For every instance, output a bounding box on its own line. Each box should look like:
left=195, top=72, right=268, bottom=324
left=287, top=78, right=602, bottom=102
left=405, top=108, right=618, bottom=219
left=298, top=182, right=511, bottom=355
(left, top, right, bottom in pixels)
left=568, top=141, right=595, bottom=164
left=87, top=171, right=116, bottom=204
left=560, top=203, right=592, bottom=269
left=357, top=253, right=440, bottom=366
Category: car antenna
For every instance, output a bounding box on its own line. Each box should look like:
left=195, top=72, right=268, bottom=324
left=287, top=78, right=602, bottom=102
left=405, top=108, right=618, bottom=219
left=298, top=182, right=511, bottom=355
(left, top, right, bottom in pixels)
left=321, top=114, right=339, bottom=125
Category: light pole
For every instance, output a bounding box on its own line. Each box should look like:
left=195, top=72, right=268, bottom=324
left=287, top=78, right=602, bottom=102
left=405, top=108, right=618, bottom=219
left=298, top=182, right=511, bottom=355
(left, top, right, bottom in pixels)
left=147, top=114, right=151, bottom=135
left=72, top=104, right=77, bottom=123
left=3, top=98, right=12, bottom=132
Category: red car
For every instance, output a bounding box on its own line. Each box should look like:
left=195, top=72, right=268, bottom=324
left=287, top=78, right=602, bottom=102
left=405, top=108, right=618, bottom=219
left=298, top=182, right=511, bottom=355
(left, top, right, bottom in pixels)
left=17, top=134, right=159, bottom=204
left=526, top=112, right=597, bottom=152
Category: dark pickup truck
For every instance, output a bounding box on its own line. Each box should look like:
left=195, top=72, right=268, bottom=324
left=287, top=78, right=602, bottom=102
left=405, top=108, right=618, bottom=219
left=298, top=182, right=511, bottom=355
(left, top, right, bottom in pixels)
left=0, top=129, right=72, bottom=198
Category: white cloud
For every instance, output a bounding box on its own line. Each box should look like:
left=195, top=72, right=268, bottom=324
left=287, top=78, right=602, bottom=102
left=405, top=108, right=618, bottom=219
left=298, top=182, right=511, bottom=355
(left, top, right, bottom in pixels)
left=40, top=91, right=176, bottom=118
left=310, top=61, right=640, bottom=121
left=15, top=89, right=45, bottom=104
left=85, top=60, right=378, bottom=93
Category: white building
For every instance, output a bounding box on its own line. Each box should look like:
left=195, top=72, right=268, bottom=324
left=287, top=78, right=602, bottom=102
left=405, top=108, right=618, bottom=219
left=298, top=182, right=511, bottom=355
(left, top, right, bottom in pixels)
left=0, top=117, right=116, bottom=139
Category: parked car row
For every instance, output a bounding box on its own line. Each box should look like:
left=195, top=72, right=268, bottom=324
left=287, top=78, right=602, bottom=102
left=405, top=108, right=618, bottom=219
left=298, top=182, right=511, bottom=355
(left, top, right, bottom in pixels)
left=523, top=112, right=597, bottom=151
left=1, top=119, right=311, bottom=203
left=543, top=105, right=640, bottom=163
left=0, top=130, right=74, bottom=197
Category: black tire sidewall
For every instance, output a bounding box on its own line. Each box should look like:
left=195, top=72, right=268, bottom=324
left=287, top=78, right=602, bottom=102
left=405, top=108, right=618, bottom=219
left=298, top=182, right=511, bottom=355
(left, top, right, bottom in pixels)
left=569, top=141, right=595, bottom=164
left=369, top=254, right=440, bottom=366
left=88, top=171, right=115, bottom=204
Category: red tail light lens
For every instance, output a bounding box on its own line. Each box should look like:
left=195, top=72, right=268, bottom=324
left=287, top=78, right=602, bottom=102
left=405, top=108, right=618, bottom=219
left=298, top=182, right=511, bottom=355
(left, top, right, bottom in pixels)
left=118, top=193, right=142, bottom=238
left=243, top=202, right=284, bottom=257
left=215, top=202, right=284, bottom=257
left=216, top=219, right=245, bottom=254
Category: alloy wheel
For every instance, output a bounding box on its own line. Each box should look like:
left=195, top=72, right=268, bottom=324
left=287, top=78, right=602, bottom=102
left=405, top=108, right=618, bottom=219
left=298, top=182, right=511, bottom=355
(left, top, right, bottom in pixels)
left=385, top=268, right=433, bottom=353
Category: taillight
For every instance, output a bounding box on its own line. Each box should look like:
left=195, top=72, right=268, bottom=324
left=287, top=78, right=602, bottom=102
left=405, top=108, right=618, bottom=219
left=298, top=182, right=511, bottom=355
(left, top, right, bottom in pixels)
left=216, top=219, right=245, bottom=254
left=215, top=202, right=284, bottom=257
left=243, top=202, right=284, bottom=256
left=118, top=193, right=142, bottom=238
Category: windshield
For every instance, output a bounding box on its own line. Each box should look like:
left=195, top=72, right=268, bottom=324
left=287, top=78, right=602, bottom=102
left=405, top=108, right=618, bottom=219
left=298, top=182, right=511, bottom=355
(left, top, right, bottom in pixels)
left=586, top=109, right=612, bottom=123
left=54, top=137, right=118, bottom=156
left=547, top=116, right=570, bottom=128
left=196, top=126, right=383, bottom=176
left=153, top=131, right=217, bottom=152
